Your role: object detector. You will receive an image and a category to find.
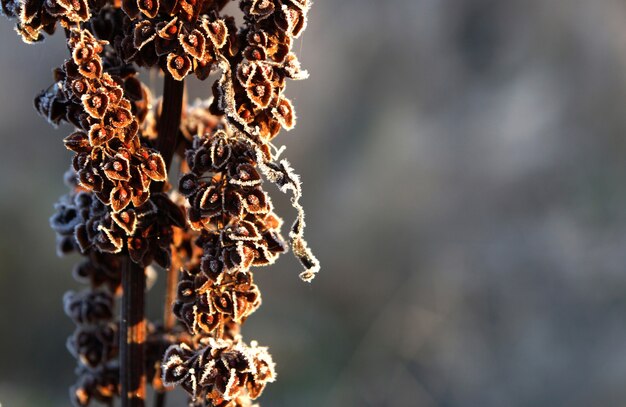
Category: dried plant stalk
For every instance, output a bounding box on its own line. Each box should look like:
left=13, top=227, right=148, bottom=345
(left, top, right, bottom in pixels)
left=0, top=0, right=319, bottom=406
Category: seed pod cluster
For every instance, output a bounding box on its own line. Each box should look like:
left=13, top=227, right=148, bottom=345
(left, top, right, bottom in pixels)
left=2, top=0, right=319, bottom=405
left=56, top=188, right=122, bottom=405
left=211, top=0, right=310, bottom=144
left=181, top=130, right=286, bottom=272
left=162, top=337, right=275, bottom=406
left=0, top=0, right=93, bottom=42
left=53, top=178, right=187, bottom=405
left=61, top=30, right=169, bottom=212
left=120, top=6, right=234, bottom=81
left=163, top=1, right=318, bottom=405
left=51, top=174, right=185, bottom=268
left=173, top=268, right=261, bottom=337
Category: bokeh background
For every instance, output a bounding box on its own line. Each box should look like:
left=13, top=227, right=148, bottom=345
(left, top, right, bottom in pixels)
left=5, top=0, right=626, bottom=406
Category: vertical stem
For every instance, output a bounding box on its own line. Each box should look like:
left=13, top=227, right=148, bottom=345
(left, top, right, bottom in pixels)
left=163, top=251, right=179, bottom=331
left=153, top=73, right=185, bottom=407
left=154, top=253, right=179, bottom=407
left=154, top=392, right=166, bottom=407
left=121, top=257, right=146, bottom=407
left=157, top=75, right=185, bottom=170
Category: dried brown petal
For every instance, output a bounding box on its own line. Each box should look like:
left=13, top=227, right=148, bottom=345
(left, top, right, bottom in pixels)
left=223, top=187, right=245, bottom=218
left=131, top=188, right=151, bottom=207
left=230, top=163, right=262, bottom=187
left=72, top=43, right=95, bottom=66
left=272, top=97, right=295, bottom=130
left=119, top=119, right=139, bottom=143
left=236, top=103, right=255, bottom=124
left=141, top=152, right=167, bottom=182
left=179, top=173, right=199, bottom=197
left=88, top=123, right=115, bottom=146
left=103, top=154, right=131, bottom=181
left=246, top=78, right=272, bottom=109
left=71, top=78, right=89, bottom=98
left=200, top=255, right=224, bottom=280
left=82, top=90, right=109, bottom=119
left=137, top=0, right=159, bottom=17
left=112, top=209, right=137, bottom=235
left=122, top=0, right=140, bottom=19
left=129, top=165, right=149, bottom=193
left=166, top=54, right=192, bottom=81
left=180, top=29, right=206, bottom=60
left=246, top=0, right=275, bottom=20
left=134, top=20, right=156, bottom=50
left=242, top=189, right=268, bottom=214
left=210, top=134, right=231, bottom=170
left=95, top=226, right=124, bottom=253
left=157, top=17, right=179, bottom=40
left=110, top=182, right=132, bottom=212
left=78, top=59, right=103, bottom=79
left=275, top=5, right=307, bottom=38
left=78, top=168, right=104, bottom=192
left=64, top=131, right=91, bottom=153
left=108, top=107, right=133, bottom=128
left=236, top=62, right=256, bottom=86
left=197, top=185, right=222, bottom=215
left=226, top=220, right=261, bottom=242
left=283, top=52, right=309, bottom=80
left=204, top=19, right=228, bottom=49
left=244, top=45, right=267, bottom=62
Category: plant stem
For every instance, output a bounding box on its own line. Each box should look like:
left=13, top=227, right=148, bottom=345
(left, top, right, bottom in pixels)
left=163, top=249, right=179, bottom=332
left=152, top=73, right=185, bottom=407
left=120, top=257, right=146, bottom=407
left=154, top=251, right=180, bottom=407
left=157, top=75, right=185, bottom=170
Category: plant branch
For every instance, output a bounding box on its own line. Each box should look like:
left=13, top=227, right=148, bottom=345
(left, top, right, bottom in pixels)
left=120, top=257, right=146, bottom=407
left=152, top=73, right=185, bottom=407
left=157, top=75, right=185, bottom=172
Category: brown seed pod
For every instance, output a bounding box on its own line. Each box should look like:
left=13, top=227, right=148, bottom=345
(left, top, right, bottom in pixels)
left=137, top=0, right=159, bottom=18
left=166, top=53, right=192, bottom=81
left=180, top=29, right=206, bottom=60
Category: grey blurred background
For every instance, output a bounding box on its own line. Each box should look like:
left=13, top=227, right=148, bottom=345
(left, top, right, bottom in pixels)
left=4, top=0, right=626, bottom=406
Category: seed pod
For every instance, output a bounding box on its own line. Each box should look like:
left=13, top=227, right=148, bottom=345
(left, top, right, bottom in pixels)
left=166, top=53, right=192, bottom=81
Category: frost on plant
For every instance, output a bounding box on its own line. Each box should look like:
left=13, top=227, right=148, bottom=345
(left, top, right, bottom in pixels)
left=0, top=0, right=319, bottom=405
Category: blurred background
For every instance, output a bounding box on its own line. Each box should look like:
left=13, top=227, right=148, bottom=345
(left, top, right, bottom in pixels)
left=5, top=0, right=626, bottom=406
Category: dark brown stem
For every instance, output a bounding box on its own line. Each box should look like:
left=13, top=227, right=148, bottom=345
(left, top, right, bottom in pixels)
left=157, top=75, right=185, bottom=171
left=163, top=250, right=179, bottom=332
left=120, top=257, right=146, bottom=407
left=152, top=73, right=185, bottom=407
left=153, top=251, right=180, bottom=407
left=154, top=392, right=166, bottom=407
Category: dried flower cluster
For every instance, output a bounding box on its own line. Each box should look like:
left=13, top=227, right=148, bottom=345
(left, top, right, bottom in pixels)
left=1, top=0, right=318, bottom=406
